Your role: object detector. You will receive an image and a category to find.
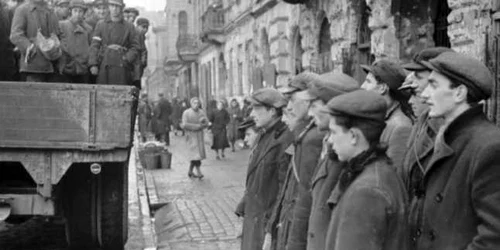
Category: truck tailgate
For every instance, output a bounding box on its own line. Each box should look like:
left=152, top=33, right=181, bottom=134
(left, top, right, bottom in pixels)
left=0, top=82, right=136, bottom=150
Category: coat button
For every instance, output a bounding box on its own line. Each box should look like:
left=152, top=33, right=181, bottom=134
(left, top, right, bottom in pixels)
left=435, top=193, right=443, bottom=203
left=416, top=229, right=422, bottom=237
left=412, top=237, right=417, bottom=242
left=429, top=231, right=436, bottom=241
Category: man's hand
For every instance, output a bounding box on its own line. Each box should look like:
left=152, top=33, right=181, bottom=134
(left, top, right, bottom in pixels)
left=262, top=233, right=272, bottom=250
left=90, top=66, right=98, bottom=75
left=25, top=44, right=36, bottom=63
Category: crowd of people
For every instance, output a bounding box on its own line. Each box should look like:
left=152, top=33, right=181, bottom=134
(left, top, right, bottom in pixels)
left=232, top=48, right=500, bottom=250
left=0, top=0, right=148, bottom=86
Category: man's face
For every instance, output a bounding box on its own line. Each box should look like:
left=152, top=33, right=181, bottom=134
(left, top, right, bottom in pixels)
left=109, top=4, right=122, bottom=18
left=137, top=25, right=148, bottom=34
left=190, top=99, right=200, bottom=109
left=250, top=105, right=275, bottom=128
left=94, top=5, right=108, bottom=19
left=407, top=70, right=431, bottom=116
left=57, top=4, right=70, bottom=18
left=70, top=7, right=85, bottom=22
left=286, top=92, right=310, bottom=121
left=327, top=116, right=355, bottom=162
left=421, top=71, right=461, bottom=118
left=361, top=72, right=381, bottom=92
left=244, top=127, right=258, bottom=147
left=308, top=99, right=329, bottom=130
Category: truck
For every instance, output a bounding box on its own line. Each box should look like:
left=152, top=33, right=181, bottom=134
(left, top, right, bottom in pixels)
left=0, top=81, right=138, bottom=249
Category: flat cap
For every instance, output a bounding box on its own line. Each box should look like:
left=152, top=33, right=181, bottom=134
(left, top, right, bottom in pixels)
left=238, top=118, right=256, bottom=131
left=246, top=88, right=287, bottom=108
left=124, top=7, right=139, bottom=15
left=421, top=51, right=493, bottom=102
left=69, top=0, right=87, bottom=9
left=296, top=72, right=359, bottom=102
left=398, top=72, right=419, bottom=91
left=92, top=0, right=107, bottom=6
left=136, top=17, right=150, bottom=26
left=281, top=72, right=320, bottom=94
left=403, top=47, right=454, bottom=71
left=361, top=59, right=407, bottom=91
left=56, top=0, right=70, bottom=6
left=326, top=89, right=388, bottom=123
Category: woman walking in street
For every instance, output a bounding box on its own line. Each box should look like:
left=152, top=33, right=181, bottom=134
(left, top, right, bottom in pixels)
left=227, top=99, right=243, bottom=152
left=209, top=100, right=230, bottom=160
left=181, top=97, right=209, bottom=179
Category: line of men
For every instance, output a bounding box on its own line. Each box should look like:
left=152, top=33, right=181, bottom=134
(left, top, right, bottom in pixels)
left=236, top=47, right=500, bottom=250
left=0, top=0, right=148, bottom=87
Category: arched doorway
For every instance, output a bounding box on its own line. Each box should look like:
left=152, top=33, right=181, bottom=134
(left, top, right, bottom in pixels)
left=317, top=18, right=333, bottom=73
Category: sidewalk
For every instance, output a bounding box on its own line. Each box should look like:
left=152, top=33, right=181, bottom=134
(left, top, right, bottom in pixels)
left=149, top=134, right=249, bottom=250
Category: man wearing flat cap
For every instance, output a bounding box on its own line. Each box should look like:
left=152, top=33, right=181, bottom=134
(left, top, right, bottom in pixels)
left=131, top=17, right=148, bottom=89
left=408, top=51, right=500, bottom=250
left=398, top=47, right=451, bottom=198
left=123, top=7, right=138, bottom=23
left=361, top=59, right=413, bottom=171
left=58, top=0, right=92, bottom=83
left=323, top=89, right=409, bottom=250
left=293, top=72, right=359, bottom=250
left=262, top=71, right=324, bottom=250
left=54, top=0, right=70, bottom=20
left=236, top=88, right=293, bottom=250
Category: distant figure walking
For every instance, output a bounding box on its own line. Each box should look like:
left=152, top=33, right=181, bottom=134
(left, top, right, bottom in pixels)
left=209, top=100, right=230, bottom=160
left=181, top=97, right=209, bottom=179
left=137, top=93, right=152, bottom=142
left=227, top=98, right=243, bottom=152
left=153, top=93, right=172, bottom=145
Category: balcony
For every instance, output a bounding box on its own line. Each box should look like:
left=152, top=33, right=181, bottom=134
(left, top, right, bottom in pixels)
left=200, top=4, right=225, bottom=45
left=176, top=33, right=200, bottom=62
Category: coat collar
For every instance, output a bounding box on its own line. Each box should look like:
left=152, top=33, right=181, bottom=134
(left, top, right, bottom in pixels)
left=424, top=105, right=485, bottom=177
left=386, top=102, right=401, bottom=120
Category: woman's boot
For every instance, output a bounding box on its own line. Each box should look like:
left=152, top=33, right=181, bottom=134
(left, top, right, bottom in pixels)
left=195, top=161, right=204, bottom=179
left=188, top=161, right=195, bottom=178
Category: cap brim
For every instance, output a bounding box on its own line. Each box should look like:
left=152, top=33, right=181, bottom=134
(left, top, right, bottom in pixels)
left=402, top=62, right=427, bottom=71
left=295, top=90, right=317, bottom=101
left=279, top=86, right=298, bottom=95
left=419, top=60, right=439, bottom=72
left=245, top=96, right=263, bottom=107
left=360, top=64, right=371, bottom=73
left=398, top=84, right=414, bottom=91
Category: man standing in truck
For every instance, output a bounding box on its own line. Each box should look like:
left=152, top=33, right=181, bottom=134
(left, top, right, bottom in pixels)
left=88, top=0, right=139, bottom=85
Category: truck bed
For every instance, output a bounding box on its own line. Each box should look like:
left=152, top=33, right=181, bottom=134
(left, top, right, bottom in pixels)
left=0, top=82, right=137, bottom=150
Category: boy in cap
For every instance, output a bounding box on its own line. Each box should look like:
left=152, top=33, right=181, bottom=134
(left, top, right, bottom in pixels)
left=409, top=51, right=500, bottom=250
left=361, top=59, right=413, bottom=170
left=54, top=0, right=70, bottom=20
left=10, top=0, right=61, bottom=82
left=263, top=71, right=323, bottom=250
left=132, top=17, right=148, bottom=89
left=123, top=7, right=137, bottom=23
left=88, top=0, right=139, bottom=85
left=324, top=89, right=409, bottom=250
left=58, top=0, right=92, bottom=83
left=293, top=72, right=359, bottom=250
left=236, top=88, right=293, bottom=250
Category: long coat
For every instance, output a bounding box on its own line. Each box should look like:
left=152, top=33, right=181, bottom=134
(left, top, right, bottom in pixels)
left=209, top=109, right=230, bottom=150
left=408, top=105, right=500, bottom=250
left=10, top=0, right=60, bottom=73
left=154, top=98, right=172, bottom=134
left=227, top=106, right=243, bottom=143
left=137, top=100, right=152, bottom=136
left=380, top=103, right=412, bottom=168
left=325, top=153, right=409, bottom=250
left=306, top=140, right=343, bottom=250
left=237, top=120, right=293, bottom=250
left=180, top=108, right=208, bottom=161
left=58, top=19, right=92, bottom=76
left=272, top=121, right=325, bottom=250
left=89, top=18, right=139, bottom=85
left=0, top=4, right=16, bottom=79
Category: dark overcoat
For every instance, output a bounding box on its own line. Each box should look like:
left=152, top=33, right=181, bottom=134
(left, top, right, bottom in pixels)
left=10, top=0, right=60, bottom=73
left=306, top=138, right=343, bottom=250
left=209, top=109, right=230, bottom=150
left=325, top=154, right=409, bottom=250
left=284, top=122, right=325, bottom=250
left=153, top=98, right=172, bottom=134
left=58, top=19, right=92, bottom=76
left=380, top=103, right=412, bottom=169
left=227, top=106, right=243, bottom=143
left=409, top=105, right=500, bottom=250
left=237, top=120, right=293, bottom=250
left=88, top=18, right=139, bottom=85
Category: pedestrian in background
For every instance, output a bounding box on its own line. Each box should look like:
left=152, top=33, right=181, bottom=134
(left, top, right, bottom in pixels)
left=361, top=59, right=413, bottom=169
left=227, top=98, right=243, bottom=152
left=138, top=93, right=152, bottom=142
left=324, top=90, right=409, bottom=250
left=181, top=97, right=209, bottom=179
left=236, top=88, right=293, bottom=250
left=209, top=100, right=230, bottom=160
left=153, top=93, right=172, bottom=145
left=58, top=0, right=92, bottom=83
left=123, top=7, right=137, bottom=24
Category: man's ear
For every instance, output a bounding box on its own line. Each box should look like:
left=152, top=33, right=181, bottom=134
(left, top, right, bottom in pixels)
left=378, top=83, right=389, bottom=95
left=455, top=84, right=468, bottom=103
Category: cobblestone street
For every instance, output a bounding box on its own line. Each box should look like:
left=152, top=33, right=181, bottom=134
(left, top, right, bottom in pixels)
left=149, top=133, right=248, bottom=250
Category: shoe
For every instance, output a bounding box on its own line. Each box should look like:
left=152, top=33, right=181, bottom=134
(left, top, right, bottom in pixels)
left=221, top=153, right=225, bottom=158
left=197, top=174, right=204, bottom=179
left=188, top=172, right=195, bottom=178
left=216, top=155, right=221, bottom=160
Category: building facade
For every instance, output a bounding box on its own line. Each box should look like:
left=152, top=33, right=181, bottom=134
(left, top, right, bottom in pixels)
left=166, top=0, right=500, bottom=120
